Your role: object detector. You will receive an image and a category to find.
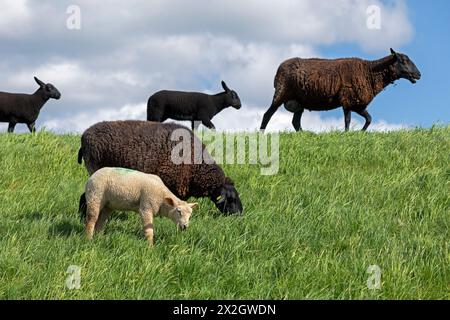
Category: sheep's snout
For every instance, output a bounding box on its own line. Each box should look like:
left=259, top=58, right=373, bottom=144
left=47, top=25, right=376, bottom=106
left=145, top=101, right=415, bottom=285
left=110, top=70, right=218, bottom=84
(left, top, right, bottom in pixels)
left=178, top=224, right=188, bottom=231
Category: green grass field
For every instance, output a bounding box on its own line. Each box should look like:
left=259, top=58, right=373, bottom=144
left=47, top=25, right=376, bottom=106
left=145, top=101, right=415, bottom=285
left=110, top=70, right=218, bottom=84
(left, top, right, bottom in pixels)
left=0, top=127, right=449, bottom=300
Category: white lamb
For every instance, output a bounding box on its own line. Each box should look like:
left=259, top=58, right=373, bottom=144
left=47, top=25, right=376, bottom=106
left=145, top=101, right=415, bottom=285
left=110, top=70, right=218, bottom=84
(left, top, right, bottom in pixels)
left=79, top=167, right=198, bottom=245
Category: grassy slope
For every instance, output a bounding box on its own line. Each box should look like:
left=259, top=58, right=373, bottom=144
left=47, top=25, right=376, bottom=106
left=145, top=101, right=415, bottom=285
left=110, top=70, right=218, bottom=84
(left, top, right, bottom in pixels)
left=0, top=128, right=448, bottom=300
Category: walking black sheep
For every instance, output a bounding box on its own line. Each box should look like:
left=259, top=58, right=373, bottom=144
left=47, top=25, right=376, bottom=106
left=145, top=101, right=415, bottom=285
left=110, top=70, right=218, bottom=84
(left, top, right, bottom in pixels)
left=78, top=121, right=243, bottom=215
left=147, top=81, right=242, bottom=130
left=0, top=77, right=61, bottom=133
left=260, top=49, right=421, bottom=132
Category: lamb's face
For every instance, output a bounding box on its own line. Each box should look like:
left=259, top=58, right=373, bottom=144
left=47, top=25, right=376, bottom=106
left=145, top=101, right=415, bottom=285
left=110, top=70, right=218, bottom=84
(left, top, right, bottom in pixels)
left=34, top=76, right=62, bottom=100
left=222, top=80, right=242, bottom=109
left=44, top=83, right=62, bottom=100
left=226, top=90, right=242, bottom=110
left=164, top=198, right=198, bottom=231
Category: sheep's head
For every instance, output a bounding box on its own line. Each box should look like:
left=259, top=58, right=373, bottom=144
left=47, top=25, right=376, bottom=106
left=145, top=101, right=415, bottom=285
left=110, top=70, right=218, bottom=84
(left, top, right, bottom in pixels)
left=211, top=177, right=243, bottom=215
left=163, top=197, right=198, bottom=231
left=390, top=49, right=421, bottom=84
left=222, top=81, right=242, bottom=110
left=35, top=76, right=62, bottom=100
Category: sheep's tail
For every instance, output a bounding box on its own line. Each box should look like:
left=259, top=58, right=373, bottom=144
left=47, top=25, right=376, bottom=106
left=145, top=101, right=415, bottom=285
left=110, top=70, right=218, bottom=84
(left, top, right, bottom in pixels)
left=77, top=148, right=83, bottom=164
left=79, top=193, right=87, bottom=222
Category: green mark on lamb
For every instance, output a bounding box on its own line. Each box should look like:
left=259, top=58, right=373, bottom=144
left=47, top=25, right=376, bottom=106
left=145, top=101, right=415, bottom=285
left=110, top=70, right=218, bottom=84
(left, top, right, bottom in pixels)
left=113, top=167, right=138, bottom=174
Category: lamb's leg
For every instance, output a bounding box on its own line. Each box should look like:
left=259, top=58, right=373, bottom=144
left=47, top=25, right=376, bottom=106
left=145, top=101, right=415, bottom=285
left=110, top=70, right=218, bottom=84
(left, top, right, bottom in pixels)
left=95, top=207, right=112, bottom=233
left=146, top=105, right=164, bottom=123
left=356, top=109, right=372, bottom=131
left=192, top=121, right=201, bottom=131
left=292, top=109, right=304, bottom=132
left=344, top=108, right=352, bottom=132
left=27, top=122, right=36, bottom=133
left=201, top=118, right=216, bottom=130
left=140, top=209, right=154, bottom=246
left=86, top=201, right=101, bottom=240
left=260, top=87, right=285, bottom=131
left=7, top=122, right=16, bottom=133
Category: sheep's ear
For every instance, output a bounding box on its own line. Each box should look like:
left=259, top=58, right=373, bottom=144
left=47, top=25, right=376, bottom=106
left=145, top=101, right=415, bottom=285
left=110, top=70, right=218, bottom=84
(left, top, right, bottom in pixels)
left=390, top=48, right=399, bottom=62
left=221, top=81, right=231, bottom=92
left=224, top=177, right=235, bottom=186
left=34, top=77, right=45, bottom=88
left=164, top=197, right=176, bottom=207
left=189, top=203, right=198, bottom=210
left=390, top=48, right=399, bottom=58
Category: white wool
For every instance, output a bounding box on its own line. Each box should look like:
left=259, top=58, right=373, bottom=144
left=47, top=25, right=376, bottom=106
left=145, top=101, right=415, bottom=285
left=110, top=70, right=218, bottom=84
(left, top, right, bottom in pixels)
left=83, top=167, right=197, bottom=245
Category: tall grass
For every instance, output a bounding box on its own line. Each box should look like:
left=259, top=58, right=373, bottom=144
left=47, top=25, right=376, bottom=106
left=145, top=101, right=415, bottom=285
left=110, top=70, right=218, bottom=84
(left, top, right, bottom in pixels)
left=0, top=127, right=448, bottom=299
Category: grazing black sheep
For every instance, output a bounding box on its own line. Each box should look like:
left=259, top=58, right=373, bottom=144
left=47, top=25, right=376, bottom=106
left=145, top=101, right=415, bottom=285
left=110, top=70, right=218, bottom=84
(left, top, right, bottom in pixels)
left=0, top=77, right=61, bottom=133
left=78, top=121, right=243, bottom=215
left=260, top=49, right=421, bottom=132
left=147, top=81, right=242, bottom=130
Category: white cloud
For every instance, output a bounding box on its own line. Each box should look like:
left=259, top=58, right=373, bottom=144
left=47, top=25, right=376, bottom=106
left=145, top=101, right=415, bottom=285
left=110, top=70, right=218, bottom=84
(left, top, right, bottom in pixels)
left=128, top=35, right=317, bottom=105
left=212, top=105, right=407, bottom=133
left=0, top=0, right=30, bottom=38
left=0, top=0, right=415, bottom=133
left=73, top=0, right=412, bottom=52
left=41, top=103, right=147, bottom=133
left=34, top=103, right=406, bottom=134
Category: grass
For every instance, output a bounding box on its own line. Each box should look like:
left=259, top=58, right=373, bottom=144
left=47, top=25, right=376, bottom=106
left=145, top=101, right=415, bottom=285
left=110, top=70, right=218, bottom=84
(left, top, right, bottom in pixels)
left=0, top=127, right=449, bottom=299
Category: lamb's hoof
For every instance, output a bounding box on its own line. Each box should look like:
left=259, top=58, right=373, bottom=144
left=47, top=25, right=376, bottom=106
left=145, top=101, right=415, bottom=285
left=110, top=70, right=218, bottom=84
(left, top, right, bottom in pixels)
left=146, top=238, right=154, bottom=247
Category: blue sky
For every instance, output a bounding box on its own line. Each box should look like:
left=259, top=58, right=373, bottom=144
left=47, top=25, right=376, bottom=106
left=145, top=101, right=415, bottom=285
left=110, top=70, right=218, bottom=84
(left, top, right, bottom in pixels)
left=0, top=0, right=448, bottom=132
left=319, top=0, right=450, bottom=127
left=371, top=0, right=450, bottom=126
left=395, top=0, right=450, bottom=126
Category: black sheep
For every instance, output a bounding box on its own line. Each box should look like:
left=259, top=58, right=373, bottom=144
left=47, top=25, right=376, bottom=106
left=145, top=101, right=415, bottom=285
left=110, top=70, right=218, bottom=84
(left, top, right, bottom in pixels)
left=0, top=77, right=61, bottom=133
left=78, top=120, right=243, bottom=215
left=260, top=49, right=421, bottom=132
left=147, top=81, right=242, bottom=130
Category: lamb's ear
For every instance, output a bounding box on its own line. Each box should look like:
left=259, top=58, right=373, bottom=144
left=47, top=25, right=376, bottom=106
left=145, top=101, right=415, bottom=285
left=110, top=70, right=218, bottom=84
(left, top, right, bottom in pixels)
left=164, top=197, right=176, bottom=207
left=189, top=203, right=199, bottom=210
left=34, top=77, right=45, bottom=88
left=221, top=81, right=231, bottom=92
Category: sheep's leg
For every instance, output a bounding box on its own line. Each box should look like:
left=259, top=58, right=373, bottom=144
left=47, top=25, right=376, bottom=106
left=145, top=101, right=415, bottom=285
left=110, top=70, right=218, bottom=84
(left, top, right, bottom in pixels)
left=192, top=120, right=201, bottom=131
left=201, top=118, right=216, bottom=130
left=356, top=109, right=372, bottom=131
left=343, top=108, right=352, bottom=132
left=27, top=122, right=36, bottom=133
left=146, top=106, right=164, bottom=123
left=260, top=88, right=285, bottom=131
left=140, top=209, right=154, bottom=246
left=7, top=122, right=16, bottom=133
left=292, top=109, right=304, bottom=132
left=95, top=207, right=112, bottom=233
left=86, top=201, right=101, bottom=240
